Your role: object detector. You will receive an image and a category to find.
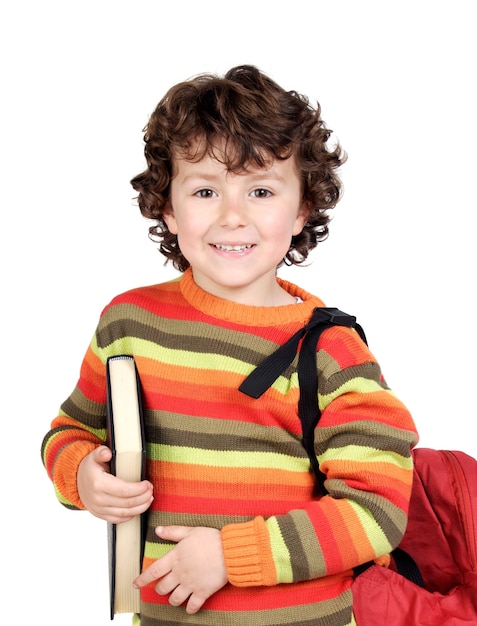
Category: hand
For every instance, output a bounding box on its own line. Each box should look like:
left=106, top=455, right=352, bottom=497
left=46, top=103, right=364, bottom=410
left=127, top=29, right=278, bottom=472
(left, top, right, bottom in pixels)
left=134, top=525, right=228, bottom=614
left=77, top=445, right=153, bottom=523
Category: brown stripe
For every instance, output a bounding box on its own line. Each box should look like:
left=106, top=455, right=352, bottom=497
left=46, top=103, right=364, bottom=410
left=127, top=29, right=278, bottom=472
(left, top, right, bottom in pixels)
left=140, top=592, right=353, bottom=625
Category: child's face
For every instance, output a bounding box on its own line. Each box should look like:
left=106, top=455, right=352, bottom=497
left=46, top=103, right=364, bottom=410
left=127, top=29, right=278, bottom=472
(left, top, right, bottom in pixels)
left=165, top=149, right=307, bottom=305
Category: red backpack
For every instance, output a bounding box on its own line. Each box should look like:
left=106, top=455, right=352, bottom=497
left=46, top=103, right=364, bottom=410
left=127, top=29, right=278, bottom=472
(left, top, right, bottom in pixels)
left=240, top=308, right=477, bottom=625
left=352, top=447, right=477, bottom=625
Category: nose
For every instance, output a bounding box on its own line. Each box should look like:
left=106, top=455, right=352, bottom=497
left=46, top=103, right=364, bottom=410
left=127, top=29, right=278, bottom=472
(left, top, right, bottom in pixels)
left=218, top=193, right=248, bottom=228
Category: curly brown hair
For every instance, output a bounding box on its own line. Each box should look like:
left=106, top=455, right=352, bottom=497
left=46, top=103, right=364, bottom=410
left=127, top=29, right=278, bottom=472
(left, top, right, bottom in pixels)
left=130, top=65, right=346, bottom=272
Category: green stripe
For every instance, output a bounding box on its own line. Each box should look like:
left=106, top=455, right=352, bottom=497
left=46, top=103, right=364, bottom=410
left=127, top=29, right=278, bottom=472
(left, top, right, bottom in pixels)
left=326, top=480, right=407, bottom=547
left=320, top=445, right=413, bottom=467
left=94, top=333, right=265, bottom=378
left=347, top=499, right=394, bottom=554
left=267, top=516, right=293, bottom=582
left=144, top=540, right=174, bottom=560
left=151, top=443, right=309, bottom=471
left=319, top=375, right=387, bottom=410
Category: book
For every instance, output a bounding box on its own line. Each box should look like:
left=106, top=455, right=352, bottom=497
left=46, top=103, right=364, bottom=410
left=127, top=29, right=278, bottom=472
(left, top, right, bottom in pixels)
left=106, top=355, right=146, bottom=619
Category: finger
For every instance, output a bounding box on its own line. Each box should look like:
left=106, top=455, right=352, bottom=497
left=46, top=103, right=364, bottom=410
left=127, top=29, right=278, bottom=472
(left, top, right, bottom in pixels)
left=185, top=592, right=207, bottom=615
left=155, top=572, right=181, bottom=598
left=134, top=557, right=170, bottom=589
left=103, top=506, right=144, bottom=524
left=155, top=525, right=191, bottom=542
left=104, top=474, right=153, bottom=498
left=102, top=484, right=153, bottom=509
left=168, top=584, right=192, bottom=608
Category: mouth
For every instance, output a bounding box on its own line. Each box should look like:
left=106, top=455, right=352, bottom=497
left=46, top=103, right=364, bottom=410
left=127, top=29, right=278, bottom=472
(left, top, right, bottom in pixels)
left=211, top=244, right=255, bottom=252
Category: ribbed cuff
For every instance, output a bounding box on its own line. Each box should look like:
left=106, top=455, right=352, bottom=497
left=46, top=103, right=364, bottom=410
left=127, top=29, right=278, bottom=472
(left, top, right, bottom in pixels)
left=54, top=440, right=98, bottom=509
left=221, top=517, right=277, bottom=587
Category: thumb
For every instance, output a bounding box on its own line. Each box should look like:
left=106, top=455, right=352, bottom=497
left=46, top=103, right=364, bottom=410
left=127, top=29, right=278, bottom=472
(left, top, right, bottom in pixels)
left=94, top=444, right=112, bottom=464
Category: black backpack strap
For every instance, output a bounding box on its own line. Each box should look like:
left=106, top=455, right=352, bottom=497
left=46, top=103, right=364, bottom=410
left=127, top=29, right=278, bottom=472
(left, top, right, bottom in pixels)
left=239, top=307, right=367, bottom=492
left=240, top=309, right=425, bottom=587
left=391, top=547, right=425, bottom=587
left=297, top=309, right=367, bottom=493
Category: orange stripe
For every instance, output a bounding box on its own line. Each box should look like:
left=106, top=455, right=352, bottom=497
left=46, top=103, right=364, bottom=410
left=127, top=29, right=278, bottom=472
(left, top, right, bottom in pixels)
left=325, top=461, right=412, bottom=499
left=157, top=477, right=312, bottom=501
left=321, top=390, right=410, bottom=427
left=156, top=461, right=313, bottom=487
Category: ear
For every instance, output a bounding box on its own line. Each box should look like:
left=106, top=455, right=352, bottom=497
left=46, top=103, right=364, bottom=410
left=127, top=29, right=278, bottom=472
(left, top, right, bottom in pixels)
left=292, top=202, right=310, bottom=236
left=162, top=205, right=178, bottom=235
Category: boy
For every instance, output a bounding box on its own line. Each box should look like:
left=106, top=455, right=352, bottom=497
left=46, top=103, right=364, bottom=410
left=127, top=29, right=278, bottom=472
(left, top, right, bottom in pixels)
left=41, top=65, right=418, bottom=625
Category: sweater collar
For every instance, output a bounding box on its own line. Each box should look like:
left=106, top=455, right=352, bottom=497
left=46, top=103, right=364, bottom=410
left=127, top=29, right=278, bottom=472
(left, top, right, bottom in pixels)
left=179, top=267, right=324, bottom=326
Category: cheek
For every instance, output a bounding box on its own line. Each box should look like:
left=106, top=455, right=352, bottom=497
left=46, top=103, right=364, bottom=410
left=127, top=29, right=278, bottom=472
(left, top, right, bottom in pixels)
left=269, top=212, right=306, bottom=239
left=265, top=221, right=301, bottom=247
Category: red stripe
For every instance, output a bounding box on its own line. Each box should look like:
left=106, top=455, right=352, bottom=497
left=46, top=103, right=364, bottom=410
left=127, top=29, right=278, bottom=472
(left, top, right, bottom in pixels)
left=141, top=574, right=351, bottom=610
left=152, top=494, right=309, bottom=516
left=106, top=289, right=297, bottom=342
left=308, top=500, right=344, bottom=569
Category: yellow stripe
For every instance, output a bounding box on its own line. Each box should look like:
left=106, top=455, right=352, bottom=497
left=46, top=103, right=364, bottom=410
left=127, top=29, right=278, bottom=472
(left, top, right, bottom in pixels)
left=93, top=335, right=300, bottom=394
left=94, top=336, right=251, bottom=374
left=347, top=499, right=393, bottom=555
left=320, top=446, right=413, bottom=468
left=266, top=517, right=293, bottom=582
left=320, top=377, right=386, bottom=409
left=152, top=443, right=309, bottom=472
left=144, top=541, right=174, bottom=560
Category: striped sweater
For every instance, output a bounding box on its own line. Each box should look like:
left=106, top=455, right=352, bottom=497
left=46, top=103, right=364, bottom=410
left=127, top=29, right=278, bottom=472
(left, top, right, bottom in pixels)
left=41, top=267, right=418, bottom=626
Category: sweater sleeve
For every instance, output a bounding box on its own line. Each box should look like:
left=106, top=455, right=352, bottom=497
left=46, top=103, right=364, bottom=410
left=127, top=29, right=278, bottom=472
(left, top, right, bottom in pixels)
left=221, top=325, right=418, bottom=587
left=40, top=333, right=109, bottom=509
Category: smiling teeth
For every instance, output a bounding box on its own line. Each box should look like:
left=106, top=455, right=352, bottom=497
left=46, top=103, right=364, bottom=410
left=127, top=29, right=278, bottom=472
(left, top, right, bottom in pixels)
left=214, top=244, right=253, bottom=252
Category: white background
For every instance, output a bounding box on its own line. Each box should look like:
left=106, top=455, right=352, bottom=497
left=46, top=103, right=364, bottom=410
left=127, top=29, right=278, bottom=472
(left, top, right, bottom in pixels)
left=2, top=1, right=476, bottom=624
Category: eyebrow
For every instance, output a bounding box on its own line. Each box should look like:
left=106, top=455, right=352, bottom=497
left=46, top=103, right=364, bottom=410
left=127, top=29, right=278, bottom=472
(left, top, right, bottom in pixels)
left=247, top=170, right=286, bottom=183
left=181, top=169, right=286, bottom=183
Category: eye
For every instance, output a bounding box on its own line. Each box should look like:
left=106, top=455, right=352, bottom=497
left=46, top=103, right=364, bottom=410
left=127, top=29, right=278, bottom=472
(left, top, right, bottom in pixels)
left=251, top=188, right=272, bottom=198
left=194, top=188, right=216, bottom=198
